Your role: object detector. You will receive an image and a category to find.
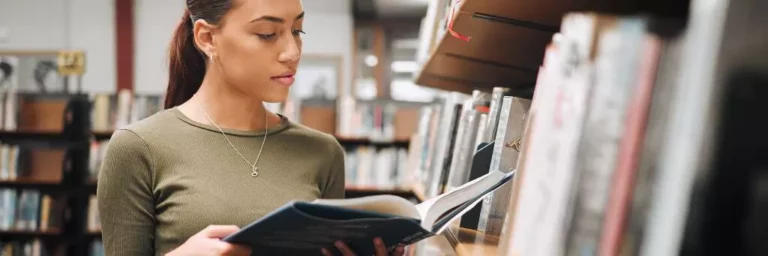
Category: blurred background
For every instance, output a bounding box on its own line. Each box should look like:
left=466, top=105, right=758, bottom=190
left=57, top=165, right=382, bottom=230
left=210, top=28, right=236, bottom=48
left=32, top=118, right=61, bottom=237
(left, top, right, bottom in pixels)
left=0, top=0, right=766, bottom=255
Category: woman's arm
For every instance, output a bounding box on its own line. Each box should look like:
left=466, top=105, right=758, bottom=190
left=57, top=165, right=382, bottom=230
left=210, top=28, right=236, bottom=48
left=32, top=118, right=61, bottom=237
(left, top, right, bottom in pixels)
left=97, top=129, right=156, bottom=256
left=320, top=140, right=346, bottom=199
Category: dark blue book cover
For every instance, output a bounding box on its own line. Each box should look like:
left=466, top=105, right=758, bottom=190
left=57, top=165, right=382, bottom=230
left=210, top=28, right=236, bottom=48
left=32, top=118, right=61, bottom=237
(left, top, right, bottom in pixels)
left=223, top=202, right=434, bottom=256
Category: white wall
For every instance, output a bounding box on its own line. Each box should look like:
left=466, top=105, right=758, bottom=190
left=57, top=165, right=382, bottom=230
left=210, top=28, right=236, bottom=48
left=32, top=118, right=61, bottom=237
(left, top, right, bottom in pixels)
left=0, top=0, right=116, bottom=93
left=133, top=0, right=185, bottom=94
left=133, top=0, right=354, bottom=95
left=0, top=0, right=352, bottom=95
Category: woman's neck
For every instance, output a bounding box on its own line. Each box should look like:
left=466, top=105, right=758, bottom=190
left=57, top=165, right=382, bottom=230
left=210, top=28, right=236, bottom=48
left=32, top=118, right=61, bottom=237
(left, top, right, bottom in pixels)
left=178, top=74, right=277, bottom=131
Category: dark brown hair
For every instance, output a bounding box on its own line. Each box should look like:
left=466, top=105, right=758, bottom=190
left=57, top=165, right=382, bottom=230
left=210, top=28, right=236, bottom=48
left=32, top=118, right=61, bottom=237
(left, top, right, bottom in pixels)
left=165, top=0, right=233, bottom=109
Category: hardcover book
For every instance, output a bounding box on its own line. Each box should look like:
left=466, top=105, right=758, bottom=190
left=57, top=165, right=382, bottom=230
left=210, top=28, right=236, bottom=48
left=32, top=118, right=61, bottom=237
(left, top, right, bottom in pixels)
left=223, top=170, right=515, bottom=255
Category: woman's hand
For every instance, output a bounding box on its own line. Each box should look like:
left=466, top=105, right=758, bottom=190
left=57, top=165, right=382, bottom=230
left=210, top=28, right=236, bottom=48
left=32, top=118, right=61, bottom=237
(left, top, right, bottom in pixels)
left=165, top=225, right=252, bottom=256
left=321, top=237, right=406, bottom=256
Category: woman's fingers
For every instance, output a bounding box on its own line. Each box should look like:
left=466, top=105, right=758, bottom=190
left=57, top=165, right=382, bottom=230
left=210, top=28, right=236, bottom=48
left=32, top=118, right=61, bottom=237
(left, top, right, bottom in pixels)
left=373, top=237, right=388, bottom=256
left=334, top=241, right=357, bottom=256
left=320, top=247, right=333, bottom=256
left=393, top=245, right=405, bottom=256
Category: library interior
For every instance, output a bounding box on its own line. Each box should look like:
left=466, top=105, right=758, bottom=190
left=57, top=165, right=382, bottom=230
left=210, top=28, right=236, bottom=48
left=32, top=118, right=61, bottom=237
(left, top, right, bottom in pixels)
left=0, top=0, right=766, bottom=255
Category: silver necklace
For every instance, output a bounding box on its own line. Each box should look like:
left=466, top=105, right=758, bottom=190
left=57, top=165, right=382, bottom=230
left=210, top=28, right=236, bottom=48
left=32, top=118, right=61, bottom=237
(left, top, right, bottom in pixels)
left=199, top=104, right=268, bottom=177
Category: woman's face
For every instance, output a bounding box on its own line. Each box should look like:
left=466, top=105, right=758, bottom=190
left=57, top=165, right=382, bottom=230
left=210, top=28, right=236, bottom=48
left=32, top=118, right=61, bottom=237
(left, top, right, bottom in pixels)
left=211, top=0, right=304, bottom=103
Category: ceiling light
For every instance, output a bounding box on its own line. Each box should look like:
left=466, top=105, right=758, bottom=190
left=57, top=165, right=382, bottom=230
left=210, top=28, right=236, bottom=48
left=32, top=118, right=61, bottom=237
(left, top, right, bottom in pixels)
left=365, top=55, right=379, bottom=67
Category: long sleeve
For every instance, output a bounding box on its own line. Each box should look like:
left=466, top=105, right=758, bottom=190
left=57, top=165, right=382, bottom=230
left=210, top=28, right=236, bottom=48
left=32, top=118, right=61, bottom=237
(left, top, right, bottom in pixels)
left=320, top=140, right=346, bottom=199
left=97, top=129, right=156, bottom=256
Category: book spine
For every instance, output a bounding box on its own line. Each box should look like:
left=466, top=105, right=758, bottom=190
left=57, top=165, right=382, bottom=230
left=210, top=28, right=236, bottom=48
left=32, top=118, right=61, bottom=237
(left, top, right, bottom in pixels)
left=565, top=18, right=647, bottom=256
left=598, top=34, right=662, bottom=256
left=478, top=97, right=531, bottom=235
left=485, top=87, right=509, bottom=142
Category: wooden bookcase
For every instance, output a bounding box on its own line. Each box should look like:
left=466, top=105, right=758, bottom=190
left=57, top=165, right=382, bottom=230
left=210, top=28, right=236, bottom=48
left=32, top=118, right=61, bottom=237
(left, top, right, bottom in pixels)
left=0, top=94, right=95, bottom=256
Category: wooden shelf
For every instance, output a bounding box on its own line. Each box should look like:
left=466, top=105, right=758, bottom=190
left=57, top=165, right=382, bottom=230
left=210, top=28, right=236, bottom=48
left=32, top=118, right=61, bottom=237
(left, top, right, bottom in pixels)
left=335, top=137, right=410, bottom=148
left=92, top=130, right=114, bottom=140
left=0, top=178, right=67, bottom=190
left=450, top=228, right=500, bottom=256
left=417, top=228, right=500, bottom=256
left=0, top=178, right=61, bottom=185
left=415, top=0, right=559, bottom=97
left=0, top=229, right=62, bottom=237
left=414, top=0, right=690, bottom=96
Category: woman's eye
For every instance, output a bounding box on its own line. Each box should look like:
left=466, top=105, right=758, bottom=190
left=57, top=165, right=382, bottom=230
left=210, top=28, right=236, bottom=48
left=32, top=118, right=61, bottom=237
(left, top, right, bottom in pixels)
left=292, top=29, right=306, bottom=36
left=256, top=33, right=276, bottom=39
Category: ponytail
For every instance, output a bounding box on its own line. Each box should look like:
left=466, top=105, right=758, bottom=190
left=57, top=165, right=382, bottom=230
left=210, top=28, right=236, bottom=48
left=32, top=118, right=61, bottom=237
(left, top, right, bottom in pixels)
left=164, top=10, right=206, bottom=109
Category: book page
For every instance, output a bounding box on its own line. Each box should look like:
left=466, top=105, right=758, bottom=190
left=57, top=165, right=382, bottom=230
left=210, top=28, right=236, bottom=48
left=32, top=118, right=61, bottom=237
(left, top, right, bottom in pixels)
left=313, top=195, right=420, bottom=219
left=416, top=170, right=512, bottom=232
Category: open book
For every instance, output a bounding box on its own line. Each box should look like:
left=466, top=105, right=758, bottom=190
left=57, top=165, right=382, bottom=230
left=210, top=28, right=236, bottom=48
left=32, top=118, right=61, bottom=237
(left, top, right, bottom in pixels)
left=223, top=170, right=515, bottom=255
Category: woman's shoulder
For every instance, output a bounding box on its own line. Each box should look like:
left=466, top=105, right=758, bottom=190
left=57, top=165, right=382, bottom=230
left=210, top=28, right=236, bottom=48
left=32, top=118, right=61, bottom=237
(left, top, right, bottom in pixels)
left=280, top=122, right=343, bottom=153
left=112, top=108, right=179, bottom=142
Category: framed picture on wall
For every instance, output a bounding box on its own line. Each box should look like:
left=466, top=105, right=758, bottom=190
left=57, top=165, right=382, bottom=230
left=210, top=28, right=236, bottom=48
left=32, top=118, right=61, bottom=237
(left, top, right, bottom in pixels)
left=0, top=56, right=19, bottom=91
left=0, top=51, right=64, bottom=93
left=292, top=54, right=342, bottom=100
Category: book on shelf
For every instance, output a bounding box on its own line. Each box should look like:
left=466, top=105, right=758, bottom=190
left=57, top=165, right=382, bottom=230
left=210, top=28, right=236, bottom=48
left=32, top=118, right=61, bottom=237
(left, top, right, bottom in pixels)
left=344, top=146, right=408, bottom=189
left=0, top=189, right=65, bottom=233
left=0, top=145, right=65, bottom=183
left=0, top=239, right=45, bottom=256
left=88, top=140, right=109, bottom=181
left=477, top=96, right=531, bottom=236
left=87, top=195, right=100, bottom=233
left=223, top=170, right=515, bottom=255
left=430, top=92, right=468, bottom=197
left=505, top=13, right=621, bottom=256
left=91, top=90, right=164, bottom=132
left=489, top=12, right=683, bottom=256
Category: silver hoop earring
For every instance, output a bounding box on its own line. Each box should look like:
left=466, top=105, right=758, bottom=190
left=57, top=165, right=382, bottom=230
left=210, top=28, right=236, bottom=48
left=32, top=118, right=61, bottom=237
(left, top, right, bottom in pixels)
left=209, top=54, right=215, bottom=63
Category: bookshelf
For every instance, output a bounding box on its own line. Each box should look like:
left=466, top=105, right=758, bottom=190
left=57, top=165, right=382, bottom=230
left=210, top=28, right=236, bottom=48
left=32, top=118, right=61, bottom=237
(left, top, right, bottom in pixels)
left=414, top=0, right=690, bottom=98
left=405, top=0, right=768, bottom=255
left=0, top=94, right=95, bottom=255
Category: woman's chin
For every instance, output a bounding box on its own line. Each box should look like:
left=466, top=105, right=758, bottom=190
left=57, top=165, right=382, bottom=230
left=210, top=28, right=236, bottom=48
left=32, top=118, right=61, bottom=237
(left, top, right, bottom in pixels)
left=259, top=92, right=290, bottom=103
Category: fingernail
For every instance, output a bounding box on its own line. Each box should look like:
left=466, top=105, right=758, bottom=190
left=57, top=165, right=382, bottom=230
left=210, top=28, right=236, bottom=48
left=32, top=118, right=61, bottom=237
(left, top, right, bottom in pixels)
left=374, top=238, right=383, bottom=245
left=335, top=241, right=344, bottom=248
left=397, top=246, right=405, bottom=252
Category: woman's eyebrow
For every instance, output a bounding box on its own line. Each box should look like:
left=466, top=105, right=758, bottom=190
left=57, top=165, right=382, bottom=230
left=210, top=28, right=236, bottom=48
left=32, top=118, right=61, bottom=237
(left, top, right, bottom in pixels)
left=250, top=12, right=305, bottom=24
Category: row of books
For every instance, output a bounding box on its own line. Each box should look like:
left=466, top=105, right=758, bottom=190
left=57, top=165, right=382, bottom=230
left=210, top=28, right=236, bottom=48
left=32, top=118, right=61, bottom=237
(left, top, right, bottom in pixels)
left=0, top=145, right=20, bottom=181
left=344, top=146, right=409, bottom=189
left=91, top=91, right=163, bottom=132
left=406, top=88, right=518, bottom=200
left=0, top=189, right=64, bottom=232
left=86, top=196, right=100, bottom=233
left=0, top=239, right=47, bottom=256
left=88, top=140, right=109, bottom=182
left=406, top=10, right=733, bottom=256
left=492, top=13, right=665, bottom=256
left=416, top=0, right=454, bottom=66
left=0, top=91, right=162, bottom=133
left=336, top=97, right=398, bottom=140
left=0, top=145, right=64, bottom=183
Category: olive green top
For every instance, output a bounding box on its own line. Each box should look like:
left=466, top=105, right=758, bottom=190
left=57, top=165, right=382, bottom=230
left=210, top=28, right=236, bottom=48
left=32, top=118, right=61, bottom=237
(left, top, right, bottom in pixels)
left=97, top=107, right=346, bottom=256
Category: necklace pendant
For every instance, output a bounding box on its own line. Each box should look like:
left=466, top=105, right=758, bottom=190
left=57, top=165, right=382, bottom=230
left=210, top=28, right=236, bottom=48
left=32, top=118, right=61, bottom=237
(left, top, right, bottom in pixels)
left=251, top=166, right=259, bottom=177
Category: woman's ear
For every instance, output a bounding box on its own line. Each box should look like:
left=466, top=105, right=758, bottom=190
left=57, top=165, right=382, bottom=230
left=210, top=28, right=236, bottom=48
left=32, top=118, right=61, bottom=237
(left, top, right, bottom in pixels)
left=192, top=19, right=217, bottom=58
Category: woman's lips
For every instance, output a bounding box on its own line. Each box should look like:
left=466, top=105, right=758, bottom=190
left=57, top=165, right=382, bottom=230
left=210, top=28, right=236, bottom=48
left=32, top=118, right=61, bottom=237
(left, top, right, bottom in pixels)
left=271, top=75, right=295, bottom=86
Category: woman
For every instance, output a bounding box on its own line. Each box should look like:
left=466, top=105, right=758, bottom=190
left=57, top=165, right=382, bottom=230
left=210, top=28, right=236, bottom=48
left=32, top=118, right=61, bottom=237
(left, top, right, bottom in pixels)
left=97, top=0, right=405, bottom=255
